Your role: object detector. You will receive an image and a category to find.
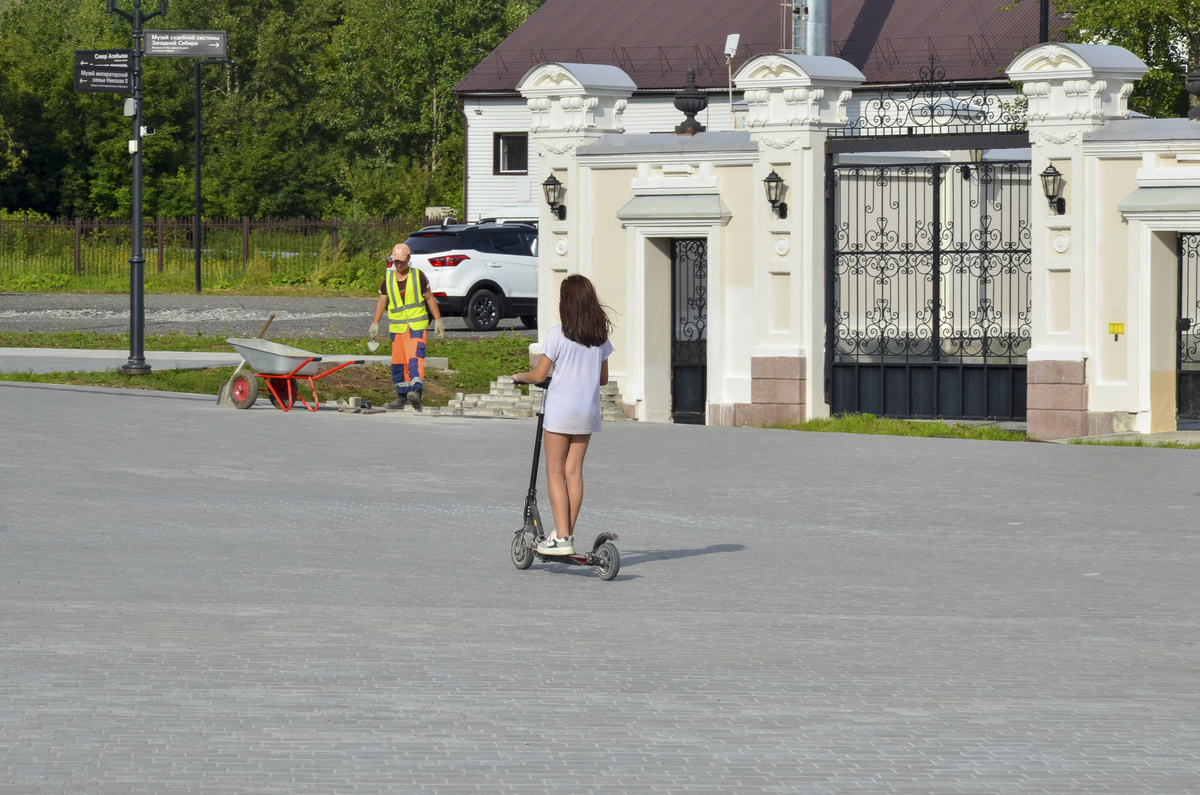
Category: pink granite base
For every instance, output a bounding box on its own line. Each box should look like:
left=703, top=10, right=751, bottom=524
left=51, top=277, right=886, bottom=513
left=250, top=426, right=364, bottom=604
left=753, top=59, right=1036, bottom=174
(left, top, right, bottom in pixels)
left=1026, top=360, right=1087, bottom=440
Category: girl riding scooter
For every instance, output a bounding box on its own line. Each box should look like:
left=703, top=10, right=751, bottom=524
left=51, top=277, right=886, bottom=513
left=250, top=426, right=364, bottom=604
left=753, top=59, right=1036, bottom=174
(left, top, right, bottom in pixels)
left=512, top=275, right=614, bottom=556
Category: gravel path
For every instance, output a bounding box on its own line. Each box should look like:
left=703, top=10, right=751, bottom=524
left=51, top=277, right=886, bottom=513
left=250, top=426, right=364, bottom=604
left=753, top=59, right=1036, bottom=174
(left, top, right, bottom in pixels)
left=0, top=292, right=537, bottom=340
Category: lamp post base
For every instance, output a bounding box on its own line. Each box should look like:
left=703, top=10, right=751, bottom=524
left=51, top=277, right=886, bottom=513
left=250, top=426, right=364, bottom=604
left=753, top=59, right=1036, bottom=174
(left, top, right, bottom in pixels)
left=121, top=360, right=152, bottom=375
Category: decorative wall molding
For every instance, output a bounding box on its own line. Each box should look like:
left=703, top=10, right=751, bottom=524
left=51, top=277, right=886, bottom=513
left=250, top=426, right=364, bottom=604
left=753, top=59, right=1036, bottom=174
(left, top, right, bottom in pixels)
left=759, top=136, right=802, bottom=152
left=1022, top=81, right=1052, bottom=120
left=1034, top=130, right=1081, bottom=147
left=539, top=141, right=576, bottom=157
left=783, top=87, right=824, bottom=124
left=630, top=162, right=719, bottom=195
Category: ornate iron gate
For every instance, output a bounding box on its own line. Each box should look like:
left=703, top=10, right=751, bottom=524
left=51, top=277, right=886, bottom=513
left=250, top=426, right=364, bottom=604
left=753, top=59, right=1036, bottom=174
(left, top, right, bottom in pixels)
left=1178, top=234, right=1200, bottom=418
left=827, top=160, right=1032, bottom=419
left=671, top=238, right=707, bottom=424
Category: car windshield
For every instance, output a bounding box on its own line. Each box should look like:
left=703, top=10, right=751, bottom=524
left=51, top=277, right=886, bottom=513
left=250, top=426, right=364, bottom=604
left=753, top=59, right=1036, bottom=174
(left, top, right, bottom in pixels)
left=405, top=233, right=460, bottom=254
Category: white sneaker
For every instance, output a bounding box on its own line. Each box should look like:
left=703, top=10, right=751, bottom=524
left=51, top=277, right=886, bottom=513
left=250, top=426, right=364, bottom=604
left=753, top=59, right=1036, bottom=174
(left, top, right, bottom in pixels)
left=537, top=533, right=574, bottom=555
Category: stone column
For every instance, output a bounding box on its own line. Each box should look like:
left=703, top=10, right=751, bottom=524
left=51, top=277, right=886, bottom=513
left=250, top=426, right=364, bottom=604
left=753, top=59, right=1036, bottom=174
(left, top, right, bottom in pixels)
left=731, top=54, right=864, bottom=425
left=517, top=63, right=634, bottom=333
left=1006, top=44, right=1148, bottom=439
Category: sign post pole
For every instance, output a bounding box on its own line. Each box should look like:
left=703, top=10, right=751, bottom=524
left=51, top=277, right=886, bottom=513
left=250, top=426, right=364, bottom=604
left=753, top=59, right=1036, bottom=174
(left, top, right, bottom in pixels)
left=107, top=0, right=168, bottom=375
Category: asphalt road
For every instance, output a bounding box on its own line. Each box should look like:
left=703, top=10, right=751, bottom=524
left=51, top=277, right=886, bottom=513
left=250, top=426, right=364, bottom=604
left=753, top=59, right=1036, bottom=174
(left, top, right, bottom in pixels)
left=2, top=382, right=1199, bottom=792
left=0, top=292, right=537, bottom=340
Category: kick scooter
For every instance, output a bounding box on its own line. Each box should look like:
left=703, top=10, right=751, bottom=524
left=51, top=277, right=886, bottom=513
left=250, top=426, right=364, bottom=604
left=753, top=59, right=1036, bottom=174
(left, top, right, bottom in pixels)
left=509, top=377, right=620, bottom=581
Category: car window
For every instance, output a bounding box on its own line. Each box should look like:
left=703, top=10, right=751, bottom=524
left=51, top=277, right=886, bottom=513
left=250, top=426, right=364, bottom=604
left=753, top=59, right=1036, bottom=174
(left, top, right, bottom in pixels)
left=488, top=231, right=525, bottom=255
left=520, top=232, right=538, bottom=257
left=405, top=233, right=459, bottom=254
left=470, top=233, right=496, bottom=254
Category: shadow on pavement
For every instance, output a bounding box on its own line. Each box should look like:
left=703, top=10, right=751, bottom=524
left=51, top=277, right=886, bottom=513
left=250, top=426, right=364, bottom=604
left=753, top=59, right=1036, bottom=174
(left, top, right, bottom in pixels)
left=619, top=543, right=746, bottom=568
left=518, top=544, right=745, bottom=581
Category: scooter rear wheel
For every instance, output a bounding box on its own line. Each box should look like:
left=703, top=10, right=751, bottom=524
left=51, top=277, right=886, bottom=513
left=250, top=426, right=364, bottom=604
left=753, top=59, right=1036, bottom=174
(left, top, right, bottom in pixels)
left=511, top=533, right=534, bottom=570
left=595, top=541, right=620, bottom=581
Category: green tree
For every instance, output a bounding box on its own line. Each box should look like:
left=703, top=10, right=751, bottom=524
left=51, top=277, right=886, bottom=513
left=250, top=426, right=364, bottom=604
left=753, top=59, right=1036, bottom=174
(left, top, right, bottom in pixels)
left=1013, top=0, right=1200, bottom=117
left=0, top=0, right=546, bottom=218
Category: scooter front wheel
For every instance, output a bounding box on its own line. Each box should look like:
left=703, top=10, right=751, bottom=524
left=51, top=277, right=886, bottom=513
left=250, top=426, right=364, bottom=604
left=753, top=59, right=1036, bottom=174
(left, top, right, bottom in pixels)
left=511, top=533, right=534, bottom=570
left=594, top=541, right=620, bottom=581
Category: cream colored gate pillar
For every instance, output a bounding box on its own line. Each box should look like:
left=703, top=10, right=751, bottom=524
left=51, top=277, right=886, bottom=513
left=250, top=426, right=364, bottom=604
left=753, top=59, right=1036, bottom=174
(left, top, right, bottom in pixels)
left=517, top=63, right=635, bottom=331
left=730, top=54, right=864, bottom=425
left=1007, top=45, right=1148, bottom=439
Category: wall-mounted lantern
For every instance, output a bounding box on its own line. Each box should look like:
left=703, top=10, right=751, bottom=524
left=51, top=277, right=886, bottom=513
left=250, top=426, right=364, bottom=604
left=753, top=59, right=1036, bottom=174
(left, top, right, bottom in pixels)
left=960, top=148, right=984, bottom=181
left=763, top=169, right=788, bottom=219
left=542, top=174, right=566, bottom=221
left=1040, top=164, right=1066, bottom=215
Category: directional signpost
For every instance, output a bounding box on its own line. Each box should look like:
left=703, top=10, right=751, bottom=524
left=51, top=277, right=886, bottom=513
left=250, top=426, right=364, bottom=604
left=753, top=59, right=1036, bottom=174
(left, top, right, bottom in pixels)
left=79, top=5, right=231, bottom=371
left=74, top=50, right=133, bottom=94
left=143, top=30, right=234, bottom=293
left=145, top=30, right=227, bottom=58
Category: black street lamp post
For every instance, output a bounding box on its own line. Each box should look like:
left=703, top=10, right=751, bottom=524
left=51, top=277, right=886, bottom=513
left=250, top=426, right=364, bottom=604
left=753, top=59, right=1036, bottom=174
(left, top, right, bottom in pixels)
left=107, top=0, right=168, bottom=375
left=195, top=59, right=233, bottom=293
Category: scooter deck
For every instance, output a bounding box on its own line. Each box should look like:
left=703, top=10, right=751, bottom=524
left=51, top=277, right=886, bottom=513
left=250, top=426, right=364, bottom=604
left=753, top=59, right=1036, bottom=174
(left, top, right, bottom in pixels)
left=533, top=551, right=592, bottom=565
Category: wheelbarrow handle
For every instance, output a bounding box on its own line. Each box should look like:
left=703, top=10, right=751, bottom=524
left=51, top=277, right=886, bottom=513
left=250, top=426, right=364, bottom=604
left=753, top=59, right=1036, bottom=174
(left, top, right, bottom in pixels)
left=310, top=359, right=364, bottom=380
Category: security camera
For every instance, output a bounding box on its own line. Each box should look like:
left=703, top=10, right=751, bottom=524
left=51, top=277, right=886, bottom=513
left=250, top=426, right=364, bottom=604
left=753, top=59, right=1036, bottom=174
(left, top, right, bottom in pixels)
left=141, top=126, right=156, bottom=137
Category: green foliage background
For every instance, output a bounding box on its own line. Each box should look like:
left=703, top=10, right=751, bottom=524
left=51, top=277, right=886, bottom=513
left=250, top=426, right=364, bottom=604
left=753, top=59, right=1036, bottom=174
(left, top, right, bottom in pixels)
left=0, top=0, right=545, bottom=219
left=1010, top=0, right=1200, bottom=118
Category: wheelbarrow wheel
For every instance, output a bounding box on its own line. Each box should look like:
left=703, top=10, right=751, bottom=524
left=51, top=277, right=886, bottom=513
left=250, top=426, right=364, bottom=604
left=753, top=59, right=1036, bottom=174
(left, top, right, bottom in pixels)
left=230, top=372, right=259, bottom=409
left=267, top=378, right=299, bottom=410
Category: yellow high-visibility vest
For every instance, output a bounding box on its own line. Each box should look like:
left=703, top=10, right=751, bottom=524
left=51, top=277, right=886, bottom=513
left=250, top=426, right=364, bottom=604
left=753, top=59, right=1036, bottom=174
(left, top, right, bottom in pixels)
left=386, top=267, right=430, bottom=333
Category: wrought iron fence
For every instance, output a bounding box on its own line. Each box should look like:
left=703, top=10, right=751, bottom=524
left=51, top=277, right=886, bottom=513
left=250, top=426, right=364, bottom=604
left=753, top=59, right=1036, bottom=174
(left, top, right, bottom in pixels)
left=1178, top=234, right=1200, bottom=418
left=0, top=215, right=421, bottom=284
left=831, top=160, right=1033, bottom=364
left=831, top=55, right=1025, bottom=139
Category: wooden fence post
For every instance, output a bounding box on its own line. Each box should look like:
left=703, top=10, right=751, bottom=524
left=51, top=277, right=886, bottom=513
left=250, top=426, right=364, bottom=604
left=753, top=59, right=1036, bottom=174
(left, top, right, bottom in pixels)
left=74, top=218, right=82, bottom=277
left=242, top=216, right=250, bottom=268
left=331, top=216, right=338, bottom=262
left=156, top=215, right=164, bottom=274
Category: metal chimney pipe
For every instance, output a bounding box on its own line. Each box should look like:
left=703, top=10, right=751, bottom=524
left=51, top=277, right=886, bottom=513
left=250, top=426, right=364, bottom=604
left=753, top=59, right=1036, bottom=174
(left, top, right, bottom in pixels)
left=806, top=0, right=830, bottom=57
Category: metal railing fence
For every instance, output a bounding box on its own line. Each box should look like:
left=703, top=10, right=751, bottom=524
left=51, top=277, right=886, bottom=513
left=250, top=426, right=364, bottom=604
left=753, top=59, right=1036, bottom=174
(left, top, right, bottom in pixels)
left=0, top=215, right=422, bottom=283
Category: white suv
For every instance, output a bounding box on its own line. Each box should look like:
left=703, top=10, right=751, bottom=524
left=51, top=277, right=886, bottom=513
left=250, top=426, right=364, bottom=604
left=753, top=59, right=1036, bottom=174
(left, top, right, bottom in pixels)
left=404, top=222, right=539, bottom=331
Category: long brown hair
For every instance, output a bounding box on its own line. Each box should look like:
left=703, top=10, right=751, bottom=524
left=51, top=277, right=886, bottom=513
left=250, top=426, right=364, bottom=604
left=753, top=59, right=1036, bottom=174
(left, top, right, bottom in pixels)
left=559, top=274, right=612, bottom=347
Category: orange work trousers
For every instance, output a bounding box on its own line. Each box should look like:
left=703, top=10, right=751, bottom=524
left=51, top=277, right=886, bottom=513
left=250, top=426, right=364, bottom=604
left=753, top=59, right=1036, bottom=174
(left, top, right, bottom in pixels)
left=389, top=327, right=427, bottom=395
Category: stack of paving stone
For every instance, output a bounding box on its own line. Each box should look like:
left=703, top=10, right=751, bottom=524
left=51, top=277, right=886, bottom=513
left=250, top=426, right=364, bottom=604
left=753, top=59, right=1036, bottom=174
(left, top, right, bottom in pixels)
left=432, top=376, right=627, bottom=420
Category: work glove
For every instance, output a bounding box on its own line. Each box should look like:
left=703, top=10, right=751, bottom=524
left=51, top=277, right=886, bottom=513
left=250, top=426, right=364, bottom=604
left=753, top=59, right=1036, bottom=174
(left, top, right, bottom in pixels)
left=368, top=321, right=379, bottom=339
left=434, top=318, right=445, bottom=341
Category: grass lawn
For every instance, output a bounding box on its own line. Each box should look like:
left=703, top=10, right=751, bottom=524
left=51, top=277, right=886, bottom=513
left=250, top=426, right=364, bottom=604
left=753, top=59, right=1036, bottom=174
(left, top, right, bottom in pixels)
left=0, top=331, right=532, bottom=407
left=770, top=413, right=1028, bottom=442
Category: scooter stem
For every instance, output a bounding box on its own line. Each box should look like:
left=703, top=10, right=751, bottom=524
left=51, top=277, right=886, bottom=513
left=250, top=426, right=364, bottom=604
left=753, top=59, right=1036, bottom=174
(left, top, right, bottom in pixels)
left=526, top=377, right=552, bottom=496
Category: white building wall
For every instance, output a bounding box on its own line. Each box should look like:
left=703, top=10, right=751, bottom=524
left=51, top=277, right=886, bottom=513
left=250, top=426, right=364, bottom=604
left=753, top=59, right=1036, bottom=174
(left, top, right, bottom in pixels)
left=465, top=95, right=740, bottom=221
left=464, top=100, right=537, bottom=220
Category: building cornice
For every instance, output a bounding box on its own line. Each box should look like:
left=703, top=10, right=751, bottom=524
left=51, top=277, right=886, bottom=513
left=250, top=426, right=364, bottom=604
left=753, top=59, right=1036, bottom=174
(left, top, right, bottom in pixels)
left=580, top=150, right=756, bottom=169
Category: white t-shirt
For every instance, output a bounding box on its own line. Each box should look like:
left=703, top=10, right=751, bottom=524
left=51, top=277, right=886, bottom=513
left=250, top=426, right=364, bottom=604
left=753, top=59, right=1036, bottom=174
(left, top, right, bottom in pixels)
left=541, top=324, right=614, bottom=434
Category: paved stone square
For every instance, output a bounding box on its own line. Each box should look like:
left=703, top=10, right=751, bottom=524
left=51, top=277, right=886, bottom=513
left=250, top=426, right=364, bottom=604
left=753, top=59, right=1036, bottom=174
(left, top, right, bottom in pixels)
left=1, top=381, right=1198, bottom=792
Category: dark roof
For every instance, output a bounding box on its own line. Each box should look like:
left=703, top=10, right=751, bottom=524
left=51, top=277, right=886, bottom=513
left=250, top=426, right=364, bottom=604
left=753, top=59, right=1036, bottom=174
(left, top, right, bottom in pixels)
left=454, top=0, right=1067, bottom=96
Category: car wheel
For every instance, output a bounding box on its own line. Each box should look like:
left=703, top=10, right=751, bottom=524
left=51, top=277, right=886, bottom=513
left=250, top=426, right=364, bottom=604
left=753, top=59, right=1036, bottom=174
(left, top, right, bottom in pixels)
left=520, top=314, right=537, bottom=330
left=465, top=288, right=501, bottom=332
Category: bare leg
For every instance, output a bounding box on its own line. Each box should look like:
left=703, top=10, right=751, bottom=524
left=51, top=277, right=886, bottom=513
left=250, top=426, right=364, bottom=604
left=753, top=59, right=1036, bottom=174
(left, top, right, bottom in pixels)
left=543, top=431, right=592, bottom=538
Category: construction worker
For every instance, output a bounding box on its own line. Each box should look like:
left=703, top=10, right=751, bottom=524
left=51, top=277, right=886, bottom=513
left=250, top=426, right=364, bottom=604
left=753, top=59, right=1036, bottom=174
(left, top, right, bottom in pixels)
left=369, top=243, right=445, bottom=411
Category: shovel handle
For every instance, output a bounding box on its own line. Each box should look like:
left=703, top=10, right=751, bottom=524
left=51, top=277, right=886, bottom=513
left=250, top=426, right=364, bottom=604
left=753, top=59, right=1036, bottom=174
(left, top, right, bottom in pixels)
left=257, top=314, right=275, bottom=338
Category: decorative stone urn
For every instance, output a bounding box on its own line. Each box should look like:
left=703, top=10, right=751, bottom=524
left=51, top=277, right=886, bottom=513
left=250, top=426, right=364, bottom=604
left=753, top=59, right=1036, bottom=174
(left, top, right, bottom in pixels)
left=674, top=69, right=707, bottom=134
